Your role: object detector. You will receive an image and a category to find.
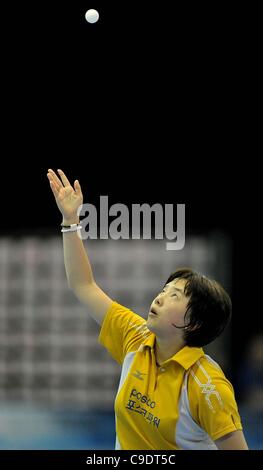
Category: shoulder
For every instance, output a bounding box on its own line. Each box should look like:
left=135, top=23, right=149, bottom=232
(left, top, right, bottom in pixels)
left=188, top=354, right=235, bottom=411
left=99, top=301, right=151, bottom=360
left=104, top=301, right=145, bottom=326
left=189, top=354, right=231, bottom=385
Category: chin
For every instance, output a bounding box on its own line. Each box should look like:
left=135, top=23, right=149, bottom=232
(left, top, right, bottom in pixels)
left=146, top=319, right=157, bottom=333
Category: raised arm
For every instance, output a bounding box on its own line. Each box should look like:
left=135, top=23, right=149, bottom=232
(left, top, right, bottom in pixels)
left=47, top=169, right=113, bottom=325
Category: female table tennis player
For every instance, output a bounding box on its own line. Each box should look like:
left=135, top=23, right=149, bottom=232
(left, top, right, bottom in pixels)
left=47, top=168, right=248, bottom=450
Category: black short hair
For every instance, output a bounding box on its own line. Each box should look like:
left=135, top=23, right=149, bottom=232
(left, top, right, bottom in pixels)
left=165, top=268, right=232, bottom=347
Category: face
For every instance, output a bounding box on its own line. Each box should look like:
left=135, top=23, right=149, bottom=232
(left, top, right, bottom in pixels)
left=146, top=278, right=190, bottom=339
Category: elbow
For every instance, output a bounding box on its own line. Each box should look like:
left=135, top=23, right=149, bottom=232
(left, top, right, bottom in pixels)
left=67, top=279, right=95, bottom=293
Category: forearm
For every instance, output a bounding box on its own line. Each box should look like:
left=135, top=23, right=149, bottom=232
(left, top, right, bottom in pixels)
left=47, top=168, right=113, bottom=324
left=62, top=219, right=94, bottom=288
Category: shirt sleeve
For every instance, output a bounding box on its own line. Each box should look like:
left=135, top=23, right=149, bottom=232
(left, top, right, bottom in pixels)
left=188, top=360, right=243, bottom=441
left=98, top=301, right=151, bottom=364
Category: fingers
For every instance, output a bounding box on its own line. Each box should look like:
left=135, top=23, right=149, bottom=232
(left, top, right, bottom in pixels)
left=73, top=179, right=82, bottom=196
left=47, top=168, right=71, bottom=190
left=48, top=180, right=59, bottom=198
left=47, top=169, right=63, bottom=188
left=57, top=169, right=71, bottom=187
left=47, top=169, right=79, bottom=201
left=47, top=170, right=61, bottom=194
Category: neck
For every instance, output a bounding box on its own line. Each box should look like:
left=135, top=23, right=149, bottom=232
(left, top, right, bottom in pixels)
left=155, top=337, right=185, bottom=366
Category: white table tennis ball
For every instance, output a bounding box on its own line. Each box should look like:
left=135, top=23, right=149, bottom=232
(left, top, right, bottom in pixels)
left=85, top=9, right=99, bottom=24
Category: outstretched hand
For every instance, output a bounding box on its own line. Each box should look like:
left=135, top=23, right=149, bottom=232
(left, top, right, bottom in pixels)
left=47, top=169, right=83, bottom=222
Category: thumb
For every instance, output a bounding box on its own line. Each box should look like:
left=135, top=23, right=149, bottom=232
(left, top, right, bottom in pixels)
left=74, top=179, right=82, bottom=195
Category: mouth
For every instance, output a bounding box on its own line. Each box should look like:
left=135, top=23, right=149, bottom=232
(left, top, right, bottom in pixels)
left=149, top=307, right=158, bottom=316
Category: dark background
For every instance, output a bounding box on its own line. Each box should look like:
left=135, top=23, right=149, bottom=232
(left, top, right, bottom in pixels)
left=3, top=1, right=249, bottom=229
left=1, top=1, right=260, bottom=389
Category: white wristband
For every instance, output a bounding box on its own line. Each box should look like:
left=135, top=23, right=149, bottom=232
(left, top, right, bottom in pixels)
left=61, top=224, right=83, bottom=233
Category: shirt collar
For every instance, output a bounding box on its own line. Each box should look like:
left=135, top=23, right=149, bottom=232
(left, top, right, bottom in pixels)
left=140, top=333, right=204, bottom=370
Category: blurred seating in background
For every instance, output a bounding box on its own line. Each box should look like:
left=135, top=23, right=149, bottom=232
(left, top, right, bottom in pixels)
left=3, top=235, right=261, bottom=449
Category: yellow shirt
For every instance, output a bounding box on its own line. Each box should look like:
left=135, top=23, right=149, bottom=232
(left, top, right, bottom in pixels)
left=98, top=302, right=242, bottom=450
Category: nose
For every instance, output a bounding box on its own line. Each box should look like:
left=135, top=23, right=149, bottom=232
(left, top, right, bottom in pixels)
left=155, top=295, right=163, bottom=306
